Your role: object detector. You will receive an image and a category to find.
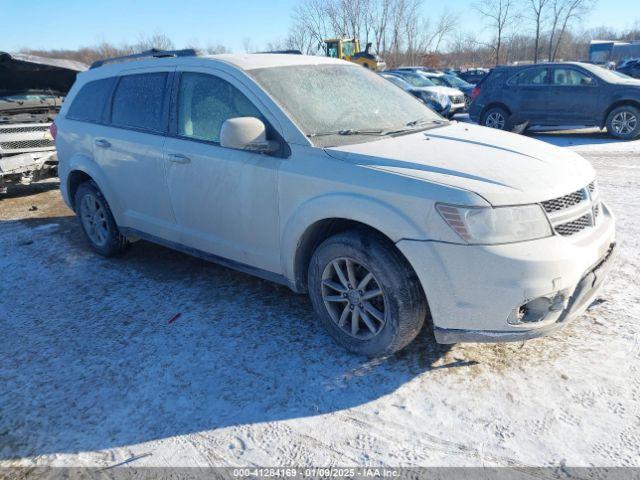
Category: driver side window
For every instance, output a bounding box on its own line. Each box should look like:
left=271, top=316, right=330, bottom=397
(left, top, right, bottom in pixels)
left=552, top=68, right=594, bottom=86
left=177, top=72, right=262, bottom=143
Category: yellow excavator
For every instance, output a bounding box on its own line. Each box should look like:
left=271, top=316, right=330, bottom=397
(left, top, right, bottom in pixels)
left=323, top=38, right=386, bottom=71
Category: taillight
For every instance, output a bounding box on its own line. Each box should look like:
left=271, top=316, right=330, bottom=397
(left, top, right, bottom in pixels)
left=48, top=121, right=58, bottom=140
left=470, top=86, right=480, bottom=100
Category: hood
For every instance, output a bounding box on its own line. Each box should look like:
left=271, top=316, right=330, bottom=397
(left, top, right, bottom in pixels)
left=0, top=52, right=87, bottom=95
left=325, top=122, right=595, bottom=205
left=426, top=86, right=463, bottom=96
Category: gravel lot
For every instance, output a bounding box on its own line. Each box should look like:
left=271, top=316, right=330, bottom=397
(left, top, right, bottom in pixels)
left=1, top=128, right=639, bottom=468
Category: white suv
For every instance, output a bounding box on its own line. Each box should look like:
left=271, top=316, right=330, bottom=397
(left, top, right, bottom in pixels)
left=54, top=50, right=616, bottom=356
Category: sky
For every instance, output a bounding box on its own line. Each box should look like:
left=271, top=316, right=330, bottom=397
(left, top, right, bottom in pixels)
left=1, top=0, right=638, bottom=53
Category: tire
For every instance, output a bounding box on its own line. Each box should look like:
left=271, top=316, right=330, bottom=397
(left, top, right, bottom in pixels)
left=481, top=106, right=510, bottom=130
left=74, top=181, right=128, bottom=257
left=606, top=105, right=640, bottom=140
left=307, top=229, right=427, bottom=357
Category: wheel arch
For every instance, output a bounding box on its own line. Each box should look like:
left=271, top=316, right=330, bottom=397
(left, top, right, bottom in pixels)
left=601, top=99, right=640, bottom=128
left=64, top=155, right=123, bottom=221
left=291, top=217, right=426, bottom=295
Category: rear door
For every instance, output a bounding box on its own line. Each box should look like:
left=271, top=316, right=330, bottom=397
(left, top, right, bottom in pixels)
left=548, top=67, right=600, bottom=125
left=95, top=68, right=176, bottom=239
left=503, top=67, right=550, bottom=124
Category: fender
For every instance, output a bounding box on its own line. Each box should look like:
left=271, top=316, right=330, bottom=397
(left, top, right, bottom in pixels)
left=65, top=153, right=125, bottom=225
left=280, top=192, right=426, bottom=284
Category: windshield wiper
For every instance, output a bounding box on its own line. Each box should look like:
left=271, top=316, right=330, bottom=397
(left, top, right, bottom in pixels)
left=307, top=128, right=385, bottom=138
left=383, top=119, right=447, bottom=136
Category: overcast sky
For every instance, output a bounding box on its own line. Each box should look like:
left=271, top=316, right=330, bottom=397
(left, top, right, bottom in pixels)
left=2, top=0, right=638, bottom=53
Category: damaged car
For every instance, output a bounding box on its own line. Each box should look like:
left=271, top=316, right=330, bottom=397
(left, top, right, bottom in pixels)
left=0, top=52, right=86, bottom=193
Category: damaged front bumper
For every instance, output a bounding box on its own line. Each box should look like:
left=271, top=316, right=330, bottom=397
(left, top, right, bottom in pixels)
left=397, top=201, right=616, bottom=344
left=0, top=150, right=58, bottom=193
left=0, top=121, right=58, bottom=193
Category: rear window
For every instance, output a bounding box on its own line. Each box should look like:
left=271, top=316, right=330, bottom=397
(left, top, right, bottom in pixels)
left=509, top=67, right=549, bottom=85
left=66, top=77, right=115, bottom=123
left=111, top=73, right=168, bottom=132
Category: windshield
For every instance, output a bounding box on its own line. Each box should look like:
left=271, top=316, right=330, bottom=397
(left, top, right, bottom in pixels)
left=582, top=63, right=640, bottom=84
left=444, top=74, right=471, bottom=88
left=381, top=74, right=410, bottom=89
left=250, top=64, right=441, bottom=146
left=425, top=75, right=448, bottom=87
left=0, top=92, right=58, bottom=102
left=393, top=73, right=435, bottom=88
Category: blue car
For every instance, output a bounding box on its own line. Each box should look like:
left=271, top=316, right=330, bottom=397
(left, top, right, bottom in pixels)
left=469, top=62, right=640, bottom=140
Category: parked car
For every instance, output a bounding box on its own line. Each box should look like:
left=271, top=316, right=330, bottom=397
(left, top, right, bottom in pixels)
left=418, top=71, right=475, bottom=109
left=55, top=50, right=615, bottom=356
left=379, top=72, right=451, bottom=116
left=617, top=59, right=640, bottom=79
left=469, top=61, right=640, bottom=140
left=386, top=70, right=466, bottom=117
left=457, top=68, right=489, bottom=85
left=0, top=52, right=86, bottom=193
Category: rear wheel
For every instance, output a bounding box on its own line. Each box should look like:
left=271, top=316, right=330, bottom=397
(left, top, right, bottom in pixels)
left=481, top=107, right=509, bottom=130
left=308, top=229, right=427, bottom=357
left=74, top=181, right=128, bottom=257
left=606, top=105, right=640, bottom=140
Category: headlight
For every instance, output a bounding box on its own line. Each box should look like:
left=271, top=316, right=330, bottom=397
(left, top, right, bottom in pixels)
left=436, top=203, right=552, bottom=244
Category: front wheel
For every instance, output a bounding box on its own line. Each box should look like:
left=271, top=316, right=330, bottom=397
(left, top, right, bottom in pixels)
left=481, top=107, right=509, bottom=130
left=606, top=105, right=640, bottom=140
left=308, top=230, right=427, bottom=356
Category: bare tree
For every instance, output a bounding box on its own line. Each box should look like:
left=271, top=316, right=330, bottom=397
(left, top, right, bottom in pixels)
left=475, top=0, right=518, bottom=65
left=528, top=0, right=551, bottom=62
left=242, top=37, right=255, bottom=53
left=423, top=10, right=459, bottom=53
left=547, top=0, right=594, bottom=61
left=135, top=33, right=174, bottom=51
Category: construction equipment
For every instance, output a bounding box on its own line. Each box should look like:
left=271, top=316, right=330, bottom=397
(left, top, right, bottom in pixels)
left=323, top=38, right=386, bottom=71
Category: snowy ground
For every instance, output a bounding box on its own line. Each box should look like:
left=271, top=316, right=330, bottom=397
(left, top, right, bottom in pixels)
left=1, top=128, right=639, bottom=468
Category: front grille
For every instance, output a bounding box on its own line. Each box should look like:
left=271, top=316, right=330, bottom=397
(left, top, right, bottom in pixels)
left=541, top=189, right=586, bottom=213
left=541, top=180, right=602, bottom=238
left=449, top=95, right=465, bottom=104
left=0, top=125, right=49, bottom=135
left=555, top=214, right=591, bottom=236
left=0, top=139, right=53, bottom=150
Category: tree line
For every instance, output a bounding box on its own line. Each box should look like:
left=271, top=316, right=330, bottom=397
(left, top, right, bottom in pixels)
left=16, top=1, right=640, bottom=69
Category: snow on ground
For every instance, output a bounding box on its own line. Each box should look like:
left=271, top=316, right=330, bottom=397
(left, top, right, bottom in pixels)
left=0, top=132, right=639, bottom=468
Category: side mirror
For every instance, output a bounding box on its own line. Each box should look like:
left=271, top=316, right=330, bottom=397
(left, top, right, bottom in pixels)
left=220, top=117, right=279, bottom=154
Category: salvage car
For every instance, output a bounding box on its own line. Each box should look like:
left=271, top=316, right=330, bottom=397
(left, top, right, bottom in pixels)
left=379, top=72, right=451, bottom=116
left=0, top=52, right=86, bottom=193
left=385, top=70, right=466, bottom=117
left=469, top=62, right=640, bottom=139
left=54, top=51, right=615, bottom=356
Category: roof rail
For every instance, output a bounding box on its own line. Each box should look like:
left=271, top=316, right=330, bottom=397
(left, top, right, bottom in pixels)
left=257, top=50, right=302, bottom=55
left=90, top=48, right=197, bottom=69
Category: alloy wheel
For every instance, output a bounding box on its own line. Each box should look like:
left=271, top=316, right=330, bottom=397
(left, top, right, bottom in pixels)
left=611, top=111, right=638, bottom=135
left=80, top=194, right=110, bottom=247
left=485, top=112, right=506, bottom=129
left=321, top=257, right=387, bottom=340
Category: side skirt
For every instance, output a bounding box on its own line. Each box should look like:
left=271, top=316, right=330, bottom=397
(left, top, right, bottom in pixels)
left=119, top=227, right=294, bottom=290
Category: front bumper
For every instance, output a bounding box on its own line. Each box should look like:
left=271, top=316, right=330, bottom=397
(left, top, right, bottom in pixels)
left=397, top=202, right=616, bottom=343
left=0, top=150, right=58, bottom=192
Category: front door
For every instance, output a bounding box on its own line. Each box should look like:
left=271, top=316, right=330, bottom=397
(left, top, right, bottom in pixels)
left=547, top=67, right=600, bottom=125
left=164, top=70, right=283, bottom=273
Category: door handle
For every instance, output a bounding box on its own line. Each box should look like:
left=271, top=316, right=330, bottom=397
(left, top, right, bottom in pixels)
left=167, top=153, right=191, bottom=164
left=94, top=139, right=111, bottom=148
